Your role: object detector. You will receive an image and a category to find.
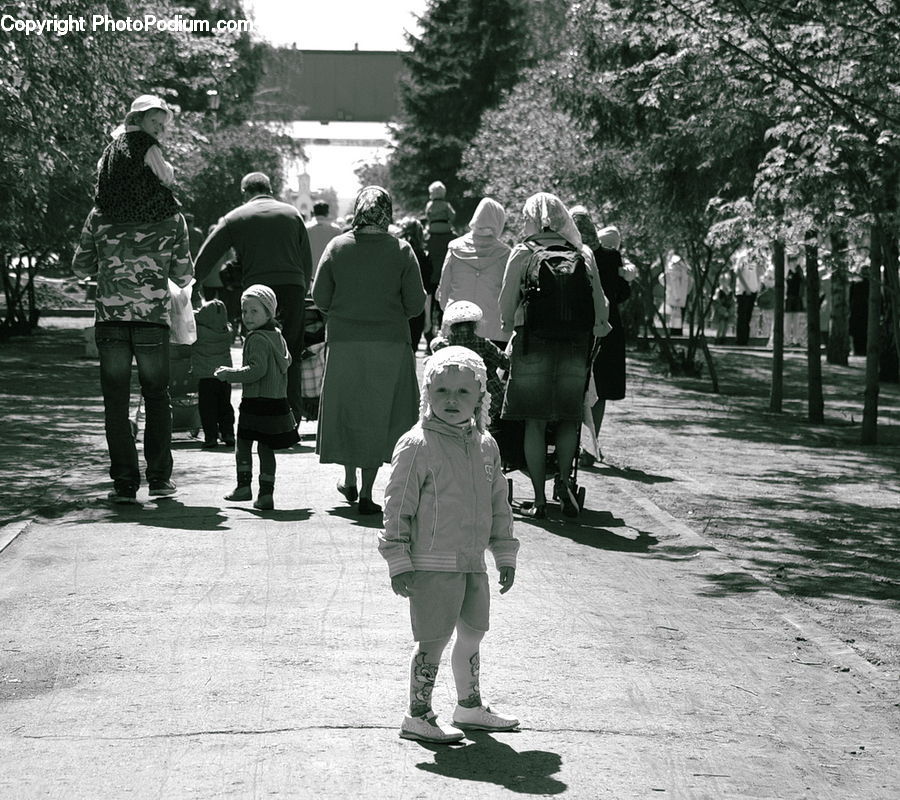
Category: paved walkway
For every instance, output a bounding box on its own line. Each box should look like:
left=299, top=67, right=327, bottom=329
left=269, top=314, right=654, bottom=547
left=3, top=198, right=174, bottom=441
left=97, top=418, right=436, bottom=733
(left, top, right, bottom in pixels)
left=1, top=415, right=898, bottom=799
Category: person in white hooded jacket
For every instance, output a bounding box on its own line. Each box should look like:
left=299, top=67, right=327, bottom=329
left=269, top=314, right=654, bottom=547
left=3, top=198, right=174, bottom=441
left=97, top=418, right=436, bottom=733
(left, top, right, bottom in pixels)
left=380, top=346, right=520, bottom=745
left=436, top=197, right=511, bottom=346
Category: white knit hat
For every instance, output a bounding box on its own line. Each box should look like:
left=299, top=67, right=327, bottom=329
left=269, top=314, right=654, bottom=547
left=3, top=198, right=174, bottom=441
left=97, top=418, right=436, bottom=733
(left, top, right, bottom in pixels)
left=443, top=300, right=483, bottom=326
left=420, top=345, right=490, bottom=431
left=241, top=284, right=277, bottom=320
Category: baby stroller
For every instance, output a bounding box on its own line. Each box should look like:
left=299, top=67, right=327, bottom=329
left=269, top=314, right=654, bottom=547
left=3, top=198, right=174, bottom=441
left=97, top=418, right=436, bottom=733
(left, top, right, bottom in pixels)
left=492, top=338, right=599, bottom=517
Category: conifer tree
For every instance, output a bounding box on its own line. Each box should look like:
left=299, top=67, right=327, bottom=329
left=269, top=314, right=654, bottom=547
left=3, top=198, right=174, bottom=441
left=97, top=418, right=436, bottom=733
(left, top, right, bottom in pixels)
left=389, top=0, right=527, bottom=219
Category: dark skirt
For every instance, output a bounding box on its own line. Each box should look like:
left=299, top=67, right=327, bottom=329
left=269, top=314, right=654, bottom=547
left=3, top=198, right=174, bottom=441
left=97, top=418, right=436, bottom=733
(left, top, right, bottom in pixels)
left=501, top=329, right=591, bottom=422
left=237, top=397, right=299, bottom=450
left=592, top=325, right=626, bottom=400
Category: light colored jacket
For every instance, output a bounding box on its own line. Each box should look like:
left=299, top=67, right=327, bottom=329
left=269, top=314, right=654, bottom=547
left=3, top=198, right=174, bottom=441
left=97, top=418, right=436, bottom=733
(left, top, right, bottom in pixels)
left=379, top=417, right=519, bottom=577
left=437, top=233, right=510, bottom=342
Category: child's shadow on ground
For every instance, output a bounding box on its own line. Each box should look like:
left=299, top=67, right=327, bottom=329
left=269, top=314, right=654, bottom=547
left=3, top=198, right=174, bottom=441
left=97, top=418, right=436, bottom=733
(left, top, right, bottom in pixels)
left=415, top=731, right=566, bottom=795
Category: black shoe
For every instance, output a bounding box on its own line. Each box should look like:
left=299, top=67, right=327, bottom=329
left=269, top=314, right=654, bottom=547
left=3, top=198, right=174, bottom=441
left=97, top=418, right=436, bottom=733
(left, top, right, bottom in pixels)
left=358, top=498, right=382, bottom=515
left=555, top=478, right=579, bottom=518
left=337, top=482, right=359, bottom=503
left=202, top=440, right=218, bottom=450
left=107, top=488, right=138, bottom=504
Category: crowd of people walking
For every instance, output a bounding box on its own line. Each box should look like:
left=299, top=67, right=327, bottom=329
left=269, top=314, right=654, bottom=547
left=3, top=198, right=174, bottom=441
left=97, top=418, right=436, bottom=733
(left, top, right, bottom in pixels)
left=71, top=92, right=645, bottom=744
left=72, top=96, right=635, bottom=518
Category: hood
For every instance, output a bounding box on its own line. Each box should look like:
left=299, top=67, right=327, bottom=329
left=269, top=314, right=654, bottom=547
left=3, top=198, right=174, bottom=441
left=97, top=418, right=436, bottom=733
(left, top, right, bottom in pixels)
left=251, top=328, right=291, bottom=374
left=195, top=300, right=228, bottom=331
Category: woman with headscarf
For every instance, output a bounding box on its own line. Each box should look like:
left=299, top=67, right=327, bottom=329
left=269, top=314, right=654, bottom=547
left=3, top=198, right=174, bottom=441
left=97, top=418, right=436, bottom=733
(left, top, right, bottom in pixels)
left=436, top=197, right=511, bottom=347
left=569, top=206, right=636, bottom=462
left=312, top=186, right=427, bottom=515
left=498, top=193, right=611, bottom=519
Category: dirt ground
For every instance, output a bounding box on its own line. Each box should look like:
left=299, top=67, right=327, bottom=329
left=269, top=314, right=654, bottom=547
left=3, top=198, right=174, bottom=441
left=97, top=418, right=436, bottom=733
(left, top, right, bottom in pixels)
left=2, top=320, right=899, bottom=686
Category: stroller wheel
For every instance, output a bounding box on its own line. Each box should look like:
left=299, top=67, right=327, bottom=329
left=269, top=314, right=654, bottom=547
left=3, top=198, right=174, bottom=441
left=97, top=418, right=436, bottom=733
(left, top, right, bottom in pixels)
left=576, top=486, right=586, bottom=510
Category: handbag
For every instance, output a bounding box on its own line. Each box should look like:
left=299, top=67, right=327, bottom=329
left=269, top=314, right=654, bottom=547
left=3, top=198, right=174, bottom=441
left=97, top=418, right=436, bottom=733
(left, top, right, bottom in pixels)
left=168, top=279, right=197, bottom=345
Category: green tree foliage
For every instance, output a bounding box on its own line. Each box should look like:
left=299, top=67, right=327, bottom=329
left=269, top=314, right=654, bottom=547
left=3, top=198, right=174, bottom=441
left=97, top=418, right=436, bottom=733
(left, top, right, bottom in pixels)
left=460, top=71, right=598, bottom=234
left=389, top=0, right=528, bottom=219
left=0, top=0, right=295, bottom=332
left=177, top=125, right=302, bottom=232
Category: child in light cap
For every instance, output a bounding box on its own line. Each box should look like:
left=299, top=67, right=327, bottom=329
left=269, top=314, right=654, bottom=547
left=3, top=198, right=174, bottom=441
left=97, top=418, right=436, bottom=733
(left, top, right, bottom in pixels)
left=95, top=94, right=181, bottom=224
left=380, top=345, right=520, bottom=744
left=215, top=284, right=299, bottom=509
left=430, top=300, right=508, bottom=426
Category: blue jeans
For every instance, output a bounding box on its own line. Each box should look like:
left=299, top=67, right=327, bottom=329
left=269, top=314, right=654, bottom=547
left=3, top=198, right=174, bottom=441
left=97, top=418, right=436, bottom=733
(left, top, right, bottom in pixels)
left=95, top=323, right=173, bottom=492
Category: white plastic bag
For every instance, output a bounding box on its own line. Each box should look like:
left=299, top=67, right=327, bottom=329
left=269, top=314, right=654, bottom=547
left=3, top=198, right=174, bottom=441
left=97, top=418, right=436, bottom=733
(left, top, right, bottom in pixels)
left=168, top=279, right=196, bottom=345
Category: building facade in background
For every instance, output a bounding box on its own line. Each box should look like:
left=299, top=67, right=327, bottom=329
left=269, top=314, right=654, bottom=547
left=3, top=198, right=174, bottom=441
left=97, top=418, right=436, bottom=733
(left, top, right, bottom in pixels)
left=257, top=49, right=402, bottom=218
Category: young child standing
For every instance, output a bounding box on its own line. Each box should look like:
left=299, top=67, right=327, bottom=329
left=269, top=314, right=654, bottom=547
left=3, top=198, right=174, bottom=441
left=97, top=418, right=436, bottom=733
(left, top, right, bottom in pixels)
left=430, top=301, right=509, bottom=427
left=192, top=297, right=236, bottom=449
left=95, top=94, right=180, bottom=224
left=214, top=285, right=299, bottom=509
left=380, top=346, right=520, bottom=744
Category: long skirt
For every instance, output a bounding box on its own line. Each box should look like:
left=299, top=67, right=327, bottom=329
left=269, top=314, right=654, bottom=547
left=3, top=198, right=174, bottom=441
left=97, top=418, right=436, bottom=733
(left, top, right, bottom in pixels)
left=316, top=340, right=419, bottom=468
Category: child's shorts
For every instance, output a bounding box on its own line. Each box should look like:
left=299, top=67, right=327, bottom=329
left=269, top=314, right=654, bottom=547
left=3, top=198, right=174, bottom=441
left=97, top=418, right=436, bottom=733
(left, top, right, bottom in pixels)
left=409, top=571, right=490, bottom=642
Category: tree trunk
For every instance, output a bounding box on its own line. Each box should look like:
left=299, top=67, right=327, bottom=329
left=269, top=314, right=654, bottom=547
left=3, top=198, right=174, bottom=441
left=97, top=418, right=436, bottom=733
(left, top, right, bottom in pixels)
left=769, top=240, right=785, bottom=413
left=861, top=225, right=882, bottom=444
left=827, top=231, right=850, bottom=365
left=698, top=331, right=719, bottom=393
left=882, top=233, right=900, bottom=380
left=804, top=232, right=824, bottom=422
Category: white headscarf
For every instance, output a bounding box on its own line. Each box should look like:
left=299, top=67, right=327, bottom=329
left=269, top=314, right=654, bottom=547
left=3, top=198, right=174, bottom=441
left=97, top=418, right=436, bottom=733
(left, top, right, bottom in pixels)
left=469, top=197, right=506, bottom=238
left=522, top=192, right=582, bottom=249
left=448, top=197, right=509, bottom=260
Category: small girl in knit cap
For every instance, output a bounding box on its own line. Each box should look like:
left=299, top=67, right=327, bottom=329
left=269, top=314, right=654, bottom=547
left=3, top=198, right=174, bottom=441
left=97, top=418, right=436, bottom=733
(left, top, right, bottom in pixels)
left=380, top=346, right=520, bottom=744
left=214, top=284, right=299, bottom=509
left=95, top=94, right=181, bottom=224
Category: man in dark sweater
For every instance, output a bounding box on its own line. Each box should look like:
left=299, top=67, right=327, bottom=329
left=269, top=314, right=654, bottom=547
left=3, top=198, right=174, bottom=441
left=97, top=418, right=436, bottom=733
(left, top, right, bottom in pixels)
left=194, top=172, right=314, bottom=425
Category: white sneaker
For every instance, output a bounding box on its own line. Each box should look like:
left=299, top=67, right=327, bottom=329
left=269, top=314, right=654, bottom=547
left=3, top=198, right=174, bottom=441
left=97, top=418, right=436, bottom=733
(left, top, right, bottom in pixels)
left=452, top=704, right=519, bottom=731
left=400, top=711, right=464, bottom=743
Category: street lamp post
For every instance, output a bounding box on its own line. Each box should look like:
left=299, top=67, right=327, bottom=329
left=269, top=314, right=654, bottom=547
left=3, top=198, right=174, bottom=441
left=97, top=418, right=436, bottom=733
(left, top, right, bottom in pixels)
left=206, top=89, right=220, bottom=132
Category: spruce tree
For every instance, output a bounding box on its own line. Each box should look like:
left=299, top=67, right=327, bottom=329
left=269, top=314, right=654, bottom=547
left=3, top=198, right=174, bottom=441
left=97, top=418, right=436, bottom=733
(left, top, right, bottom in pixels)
left=390, top=0, right=527, bottom=219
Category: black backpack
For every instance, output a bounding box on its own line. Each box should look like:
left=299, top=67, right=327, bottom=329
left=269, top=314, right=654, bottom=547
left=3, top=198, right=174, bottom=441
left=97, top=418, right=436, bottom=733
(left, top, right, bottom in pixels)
left=521, top=240, right=595, bottom=340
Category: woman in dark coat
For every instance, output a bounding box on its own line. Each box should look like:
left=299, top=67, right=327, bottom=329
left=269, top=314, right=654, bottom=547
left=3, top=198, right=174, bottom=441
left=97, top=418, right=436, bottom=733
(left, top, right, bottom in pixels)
left=570, top=206, right=634, bottom=462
